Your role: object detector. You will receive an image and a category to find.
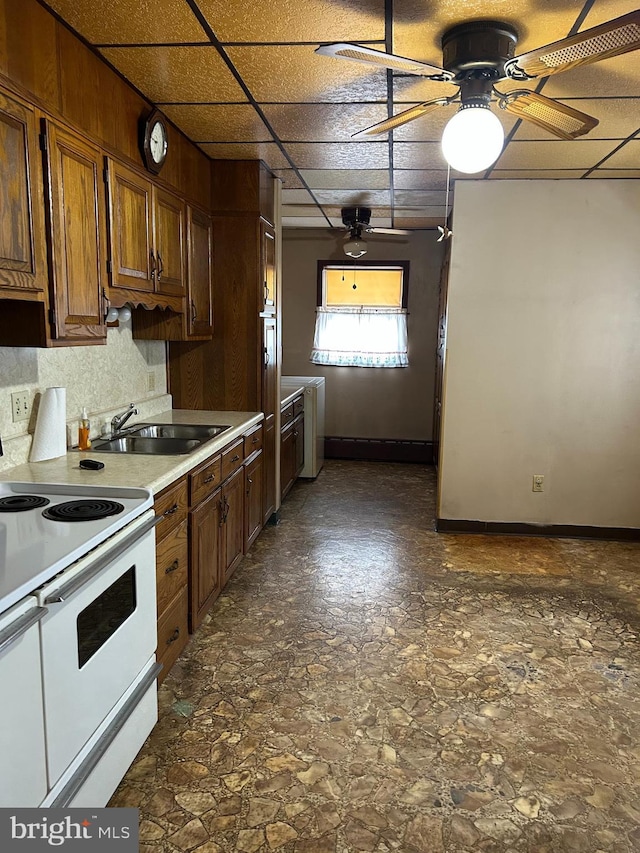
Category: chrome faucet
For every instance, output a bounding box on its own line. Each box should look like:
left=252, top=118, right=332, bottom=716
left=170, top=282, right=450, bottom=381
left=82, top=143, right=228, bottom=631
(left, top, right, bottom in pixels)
left=111, top=403, right=139, bottom=435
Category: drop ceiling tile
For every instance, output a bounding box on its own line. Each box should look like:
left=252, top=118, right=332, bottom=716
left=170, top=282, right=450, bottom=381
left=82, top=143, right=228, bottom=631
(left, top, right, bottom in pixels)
left=311, top=190, right=391, bottom=205
left=393, top=78, right=458, bottom=104
left=598, top=139, right=640, bottom=168
left=395, top=206, right=447, bottom=218
left=285, top=143, right=389, bottom=169
left=395, top=217, right=443, bottom=229
left=394, top=170, right=449, bottom=190
left=394, top=190, right=447, bottom=206
left=282, top=205, right=325, bottom=217
left=586, top=168, right=640, bottom=178
left=283, top=217, right=330, bottom=227
left=45, top=0, right=206, bottom=44
left=512, top=98, right=640, bottom=141
left=489, top=169, right=587, bottom=179
left=301, top=169, right=390, bottom=189
left=164, top=105, right=272, bottom=142
left=272, top=170, right=305, bottom=188
left=198, top=142, right=291, bottom=169
left=100, top=46, right=245, bottom=104
left=495, top=139, right=620, bottom=170
left=197, top=0, right=385, bottom=42
left=261, top=104, right=389, bottom=142
left=393, top=142, right=447, bottom=169
left=226, top=46, right=388, bottom=103
left=329, top=215, right=392, bottom=227
left=282, top=189, right=317, bottom=204
left=581, top=0, right=640, bottom=29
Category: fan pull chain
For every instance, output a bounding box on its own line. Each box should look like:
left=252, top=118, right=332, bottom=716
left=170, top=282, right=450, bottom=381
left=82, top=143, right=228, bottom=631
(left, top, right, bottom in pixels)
left=437, top=164, right=453, bottom=242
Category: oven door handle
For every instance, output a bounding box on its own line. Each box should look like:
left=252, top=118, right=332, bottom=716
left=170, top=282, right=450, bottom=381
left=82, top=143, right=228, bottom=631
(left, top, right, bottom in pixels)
left=0, top=606, right=48, bottom=657
left=43, top=514, right=162, bottom=605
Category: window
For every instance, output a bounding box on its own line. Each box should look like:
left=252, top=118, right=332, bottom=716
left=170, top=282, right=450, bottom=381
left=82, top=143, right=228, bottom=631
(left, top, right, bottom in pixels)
left=310, top=262, right=409, bottom=368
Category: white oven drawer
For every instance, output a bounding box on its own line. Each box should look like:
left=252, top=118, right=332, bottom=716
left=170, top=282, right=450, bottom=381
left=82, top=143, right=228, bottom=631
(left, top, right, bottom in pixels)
left=36, top=511, right=157, bottom=787
left=0, top=596, right=48, bottom=806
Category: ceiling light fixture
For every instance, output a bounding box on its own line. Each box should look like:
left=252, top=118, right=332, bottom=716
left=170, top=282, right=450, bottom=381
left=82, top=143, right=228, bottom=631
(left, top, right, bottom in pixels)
left=441, top=102, right=504, bottom=174
left=344, top=226, right=368, bottom=259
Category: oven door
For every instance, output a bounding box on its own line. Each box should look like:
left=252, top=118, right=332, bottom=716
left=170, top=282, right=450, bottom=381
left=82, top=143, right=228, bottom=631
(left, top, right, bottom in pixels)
left=37, top=510, right=157, bottom=787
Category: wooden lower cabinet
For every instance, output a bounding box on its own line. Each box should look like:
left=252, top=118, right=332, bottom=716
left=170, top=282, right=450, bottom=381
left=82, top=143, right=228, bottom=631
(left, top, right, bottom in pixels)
left=156, top=589, right=189, bottom=686
left=244, top=450, right=263, bottom=552
left=220, top=467, right=244, bottom=587
left=281, top=396, right=305, bottom=502
left=189, top=486, right=222, bottom=631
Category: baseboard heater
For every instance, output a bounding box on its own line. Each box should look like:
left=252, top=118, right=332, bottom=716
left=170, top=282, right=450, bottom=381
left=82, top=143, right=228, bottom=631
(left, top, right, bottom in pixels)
left=325, top=437, right=434, bottom=464
left=436, top=518, right=640, bottom=542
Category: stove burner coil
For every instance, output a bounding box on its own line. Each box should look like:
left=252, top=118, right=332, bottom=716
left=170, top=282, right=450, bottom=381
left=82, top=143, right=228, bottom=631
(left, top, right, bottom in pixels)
left=42, top=499, right=125, bottom=522
left=0, top=495, right=51, bottom=512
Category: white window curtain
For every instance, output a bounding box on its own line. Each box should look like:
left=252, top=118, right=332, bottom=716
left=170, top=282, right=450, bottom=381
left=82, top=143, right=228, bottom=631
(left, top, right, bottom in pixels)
left=310, top=307, right=409, bottom=368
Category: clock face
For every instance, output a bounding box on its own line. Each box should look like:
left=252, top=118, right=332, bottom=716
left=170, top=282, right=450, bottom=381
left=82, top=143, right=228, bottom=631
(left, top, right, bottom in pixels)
left=150, top=120, right=167, bottom=164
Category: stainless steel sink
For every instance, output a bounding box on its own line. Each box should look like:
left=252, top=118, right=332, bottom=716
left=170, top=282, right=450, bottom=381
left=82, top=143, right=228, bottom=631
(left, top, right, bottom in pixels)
left=128, top=423, right=231, bottom=441
left=91, top=436, right=202, bottom=455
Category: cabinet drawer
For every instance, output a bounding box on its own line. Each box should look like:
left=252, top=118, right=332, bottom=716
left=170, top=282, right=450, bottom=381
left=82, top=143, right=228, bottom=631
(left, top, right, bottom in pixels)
left=221, top=437, right=244, bottom=482
left=293, top=395, right=304, bottom=418
left=190, top=454, right=222, bottom=507
left=154, top=478, right=188, bottom=540
left=244, top=423, right=263, bottom=458
left=157, top=588, right=189, bottom=685
left=156, top=518, right=188, bottom=616
left=281, top=402, right=294, bottom=428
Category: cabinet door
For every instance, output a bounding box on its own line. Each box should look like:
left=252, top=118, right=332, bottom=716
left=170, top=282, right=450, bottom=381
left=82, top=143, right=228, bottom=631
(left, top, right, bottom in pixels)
left=107, top=159, right=154, bottom=292
left=280, top=422, right=295, bottom=501
left=189, top=487, right=222, bottom=631
left=244, top=451, right=263, bottom=552
left=262, top=317, right=277, bottom=419
left=221, top=467, right=244, bottom=587
left=0, top=90, right=46, bottom=296
left=154, top=186, right=185, bottom=297
left=263, top=415, right=276, bottom=524
left=293, top=413, right=305, bottom=477
left=187, top=205, right=213, bottom=337
left=43, top=121, right=107, bottom=342
left=260, top=220, right=276, bottom=313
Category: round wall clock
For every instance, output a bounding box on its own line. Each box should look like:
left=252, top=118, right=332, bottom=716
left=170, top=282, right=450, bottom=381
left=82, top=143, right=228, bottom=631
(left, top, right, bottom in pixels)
left=141, top=109, right=168, bottom=174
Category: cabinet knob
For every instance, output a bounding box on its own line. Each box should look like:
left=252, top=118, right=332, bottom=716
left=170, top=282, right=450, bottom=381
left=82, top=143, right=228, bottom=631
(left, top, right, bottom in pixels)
left=232, top=454, right=240, bottom=462
left=164, top=503, right=179, bottom=516
left=150, top=249, right=156, bottom=281
left=157, top=252, right=164, bottom=281
left=204, top=474, right=216, bottom=483
left=165, top=559, right=179, bottom=574
left=191, top=299, right=197, bottom=323
left=166, top=628, right=180, bottom=645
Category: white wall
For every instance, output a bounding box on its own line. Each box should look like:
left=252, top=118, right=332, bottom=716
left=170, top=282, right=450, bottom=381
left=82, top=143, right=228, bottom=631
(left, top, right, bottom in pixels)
left=0, top=320, right=168, bottom=471
left=282, top=229, right=444, bottom=440
left=439, top=179, right=640, bottom=529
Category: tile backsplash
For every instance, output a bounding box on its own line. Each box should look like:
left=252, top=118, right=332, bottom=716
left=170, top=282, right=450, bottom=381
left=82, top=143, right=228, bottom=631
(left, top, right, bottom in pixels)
left=0, top=319, right=169, bottom=472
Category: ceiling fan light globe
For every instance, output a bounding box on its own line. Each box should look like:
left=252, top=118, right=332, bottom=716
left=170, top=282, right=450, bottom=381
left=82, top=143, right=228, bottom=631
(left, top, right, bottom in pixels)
left=441, top=105, right=504, bottom=174
left=344, top=238, right=367, bottom=259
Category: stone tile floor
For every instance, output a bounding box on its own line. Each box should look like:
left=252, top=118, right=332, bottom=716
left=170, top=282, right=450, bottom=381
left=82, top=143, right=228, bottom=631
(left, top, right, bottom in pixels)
left=111, top=461, right=640, bottom=852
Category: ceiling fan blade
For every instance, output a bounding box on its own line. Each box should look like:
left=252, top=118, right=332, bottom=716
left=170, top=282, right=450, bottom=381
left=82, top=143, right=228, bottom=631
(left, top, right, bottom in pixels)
left=351, top=99, right=450, bottom=139
left=315, top=43, right=452, bottom=80
left=506, top=10, right=640, bottom=80
left=365, top=227, right=412, bottom=236
left=499, top=90, right=598, bottom=140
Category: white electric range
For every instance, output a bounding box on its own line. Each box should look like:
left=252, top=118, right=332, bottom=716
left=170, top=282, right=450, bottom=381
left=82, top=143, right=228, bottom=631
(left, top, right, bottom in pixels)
left=0, top=481, right=160, bottom=808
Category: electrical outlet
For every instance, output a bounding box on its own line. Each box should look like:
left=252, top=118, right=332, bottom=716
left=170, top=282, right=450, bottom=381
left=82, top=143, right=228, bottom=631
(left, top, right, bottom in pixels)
left=11, top=390, right=30, bottom=423
left=147, top=371, right=156, bottom=392
left=532, top=474, right=544, bottom=493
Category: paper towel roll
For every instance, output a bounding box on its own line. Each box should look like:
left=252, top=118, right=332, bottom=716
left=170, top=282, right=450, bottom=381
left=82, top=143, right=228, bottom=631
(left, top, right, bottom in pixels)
left=30, top=387, right=67, bottom=462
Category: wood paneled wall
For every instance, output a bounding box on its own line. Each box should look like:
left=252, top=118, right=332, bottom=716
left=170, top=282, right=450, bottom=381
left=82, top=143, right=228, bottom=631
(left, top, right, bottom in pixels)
left=0, top=0, right=211, bottom=209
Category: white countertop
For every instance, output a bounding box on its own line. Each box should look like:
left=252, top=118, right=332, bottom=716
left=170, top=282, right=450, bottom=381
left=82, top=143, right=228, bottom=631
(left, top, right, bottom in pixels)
left=280, top=386, right=304, bottom=408
left=0, top=410, right=263, bottom=496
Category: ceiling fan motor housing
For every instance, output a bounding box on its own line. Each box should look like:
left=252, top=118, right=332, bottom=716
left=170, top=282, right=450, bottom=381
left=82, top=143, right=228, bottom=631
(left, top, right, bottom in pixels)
left=341, top=206, right=372, bottom=228
left=442, top=20, right=518, bottom=82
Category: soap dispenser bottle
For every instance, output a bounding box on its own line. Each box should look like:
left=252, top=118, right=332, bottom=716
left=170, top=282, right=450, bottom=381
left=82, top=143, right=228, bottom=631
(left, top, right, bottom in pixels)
left=78, top=407, right=91, bottom=451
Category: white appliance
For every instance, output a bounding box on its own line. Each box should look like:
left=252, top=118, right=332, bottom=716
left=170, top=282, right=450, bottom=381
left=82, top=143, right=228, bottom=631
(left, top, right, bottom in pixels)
left=281, top=376, right=325, bottom=478
left=0, top=482, right=159, bottom=808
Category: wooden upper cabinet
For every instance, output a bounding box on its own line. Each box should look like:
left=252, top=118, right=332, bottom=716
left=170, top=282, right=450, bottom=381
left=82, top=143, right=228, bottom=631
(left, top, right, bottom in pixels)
left=105, top=158, right=185, bottom=306
left=260, top=219, right=276, bottom=314
left=43, top=120, right=107, bottom=343
left=107, top=158, right=154, bottom=293
left=0, top=89, right=46, bottom=298
left=187, top=206, right=213, bottom=338
left=153, top=186, right=185, bottom=297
